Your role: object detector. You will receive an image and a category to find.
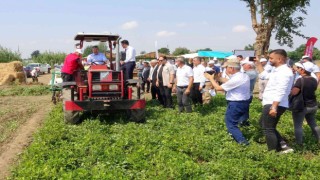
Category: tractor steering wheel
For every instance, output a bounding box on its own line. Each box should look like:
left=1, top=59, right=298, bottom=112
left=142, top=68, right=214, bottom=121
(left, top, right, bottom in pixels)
left=91, top=62, right=106, bottom=65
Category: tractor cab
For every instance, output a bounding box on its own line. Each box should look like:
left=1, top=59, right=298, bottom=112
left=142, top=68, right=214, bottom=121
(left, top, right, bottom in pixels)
left=62, top=33, right=145, bottom=124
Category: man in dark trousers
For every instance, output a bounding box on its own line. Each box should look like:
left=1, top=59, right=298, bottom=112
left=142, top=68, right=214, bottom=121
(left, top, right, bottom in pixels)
left=156, top=56, right=175, bottom=108
left=120, top=40, right=136, bottom=80
left=148, top=59, right=163, bottom=104
left=191, top=57, right=206, bottom=105
left=141, top=61, right=150, bottom=93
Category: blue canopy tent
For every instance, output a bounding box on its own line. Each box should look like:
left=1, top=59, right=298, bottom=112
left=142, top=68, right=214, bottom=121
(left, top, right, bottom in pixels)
left=198, top=51, right=233, bottom=58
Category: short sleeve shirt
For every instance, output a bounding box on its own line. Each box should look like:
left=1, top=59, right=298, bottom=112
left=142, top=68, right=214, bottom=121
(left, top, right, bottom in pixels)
left=294, top=76, right=318, bottom=107
left=159, top=62, right=175, bottom=86
left=176, top=65, right=193, bottom=86
left=221, top=72, right=251, bottom=101
left=61, top=53, right=81, bottom=75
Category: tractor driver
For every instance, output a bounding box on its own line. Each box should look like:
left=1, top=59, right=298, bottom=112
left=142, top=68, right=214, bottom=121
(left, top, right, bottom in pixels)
left=61, top=49, right=84, bottom=82
left=87, top=46, right=109, bottom=65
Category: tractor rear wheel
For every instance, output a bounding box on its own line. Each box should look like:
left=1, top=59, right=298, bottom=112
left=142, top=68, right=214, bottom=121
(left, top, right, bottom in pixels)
left=62, top=88, right=80, bottom=124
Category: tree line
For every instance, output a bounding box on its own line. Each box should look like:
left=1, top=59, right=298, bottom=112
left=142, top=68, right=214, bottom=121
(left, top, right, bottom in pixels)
left=0, top=45, right=21, bottom=63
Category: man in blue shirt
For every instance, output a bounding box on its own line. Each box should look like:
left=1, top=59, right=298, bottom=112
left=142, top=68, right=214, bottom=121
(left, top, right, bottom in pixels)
left=87, top=46, right=108, bottom=65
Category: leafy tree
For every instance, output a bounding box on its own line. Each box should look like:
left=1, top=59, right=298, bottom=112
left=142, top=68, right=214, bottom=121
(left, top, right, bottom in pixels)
left=242, top=0, right=310, bottom=57
left=83, top=45, right=93, bottom=57
left=196, top=48, right=212, bottom=52
left=33, top=51, right=67, bottom=65
left=288, top=44, right=320, bottom=61
left=158, top=47, right=170, bottom=55
left=244, top=44, right=254, bottom=50
left=0, top=45, right=21, bottom=62
left=140, top=51, right=146, bottom=55
left=31, top=50, right=40, bottom=59
left=98, top=42, right=108, bottom=52
left=172, top=47, right=190, bottom=56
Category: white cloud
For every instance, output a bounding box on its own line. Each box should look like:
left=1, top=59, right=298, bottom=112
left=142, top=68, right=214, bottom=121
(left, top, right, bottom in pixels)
left=156, top=31, right=176, bottom=37
left=232, top=25, right=249, bottom=33
left=177, top=22, right=187, bottom=27
left=202, top=21, right=209, bottom=25
left=121, top=21, right=138, bottom=30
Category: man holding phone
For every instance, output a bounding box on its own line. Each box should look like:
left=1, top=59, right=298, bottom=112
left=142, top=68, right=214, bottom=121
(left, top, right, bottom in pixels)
left=204, top=58, right=251, bottom=145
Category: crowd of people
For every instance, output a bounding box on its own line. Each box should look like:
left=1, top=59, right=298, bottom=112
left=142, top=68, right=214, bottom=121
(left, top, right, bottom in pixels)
left=60, top=40, right=320, bottom=153
left=138, top=49, right=320, bottom=153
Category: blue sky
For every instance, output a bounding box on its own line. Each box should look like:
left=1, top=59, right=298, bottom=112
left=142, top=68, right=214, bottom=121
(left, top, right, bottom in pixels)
left=0, top=0, right=319, bottom=58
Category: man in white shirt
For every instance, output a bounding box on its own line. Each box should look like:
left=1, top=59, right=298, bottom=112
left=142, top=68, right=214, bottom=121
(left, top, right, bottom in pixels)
left=87, top=46, right=108, bottom=65
left=256, top=49, right=294, bottom=152
left=120, top=40, right=136, bottom=80
left=191, top=57, right=206, bottom=105
left=173, top=57, right=194, bottom=113
left=258, top=58, right=273, bottom=100
left=148, top=59, right=159, bottom=99
left=242, top=59, right=258, bottom=103
left=204, top=58, right=251, bottom=145
left=202, top=60, right=215, bottom=104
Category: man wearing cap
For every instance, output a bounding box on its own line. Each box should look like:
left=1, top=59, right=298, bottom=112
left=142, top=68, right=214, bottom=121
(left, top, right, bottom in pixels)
left=256, top=49, right=294, bottom=153
left=141, top=61, right=150, bottom=93
left=301, top=55, right=320, bottom=82
left=61, top=49, right=84, bottom=82
left=173, top=57, right=194, bottom=113
left=191, top=57, right=206, bottom=105
left=258, top=58, right=273, bottom=100
left=242, top=58, right=258, bottom=103
left=120, top=40, right=136, bottom=80
left=204, top=58, right=251, bottom=145
left=87, top=46, right=108, bottom=65
left=221, top=55, right=238, bottom=80
left=202, top=60, right=216, bottom=104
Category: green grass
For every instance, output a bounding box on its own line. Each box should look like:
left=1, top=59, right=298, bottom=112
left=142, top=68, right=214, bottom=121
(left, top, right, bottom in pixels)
left=10, top=95, right=320, bottom=179
left=0, top=85, right=50, bottom=96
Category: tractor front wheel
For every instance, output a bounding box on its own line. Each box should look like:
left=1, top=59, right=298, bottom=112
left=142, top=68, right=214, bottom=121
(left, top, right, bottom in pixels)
left=64, top=110, right=80, bottom=124
left=127, top=109, right=146, bottom=123
left=62, top=88, right=81, bottom=124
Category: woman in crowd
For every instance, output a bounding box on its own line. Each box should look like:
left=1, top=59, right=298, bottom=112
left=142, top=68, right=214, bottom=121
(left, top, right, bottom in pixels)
left=291, top=62, right=320, bottom=145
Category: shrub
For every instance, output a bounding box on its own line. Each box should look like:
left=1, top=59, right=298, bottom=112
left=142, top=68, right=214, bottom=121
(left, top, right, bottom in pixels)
left=10, top=95, right=320, bottom=179
left=0, top=85, right=50, bottom=96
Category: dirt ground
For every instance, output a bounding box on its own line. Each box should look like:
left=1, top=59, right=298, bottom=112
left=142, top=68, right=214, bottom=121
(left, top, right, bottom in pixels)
left=0, top=74, right=54, bottom=179
left=26, top=72, right=52, bottom=85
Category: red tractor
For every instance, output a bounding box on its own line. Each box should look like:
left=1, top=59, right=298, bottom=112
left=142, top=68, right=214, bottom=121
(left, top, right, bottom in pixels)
left=62, top=33, right=145, bottom=124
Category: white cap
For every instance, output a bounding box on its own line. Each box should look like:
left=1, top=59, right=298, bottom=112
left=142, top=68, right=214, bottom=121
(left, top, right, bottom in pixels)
left=226, top=55, right=237, bottom=61
left=241, top=59, right=255, bottom=67
left=295, top=62, right=313, bottom=73
left=241, top=57, right=249, bottom=65
left=208, top=60, right=215, bottom=65
left=75, top=49, right=83, bottom=54
left=260, top=58, right=267, bottom=62
left=213, top=57, right=217, bottom=61
left=302, top=55, right=309, bottom=59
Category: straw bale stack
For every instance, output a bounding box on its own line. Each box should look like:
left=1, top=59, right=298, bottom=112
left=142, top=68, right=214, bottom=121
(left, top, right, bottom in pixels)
left=0, top=61, right=26, bottom=85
